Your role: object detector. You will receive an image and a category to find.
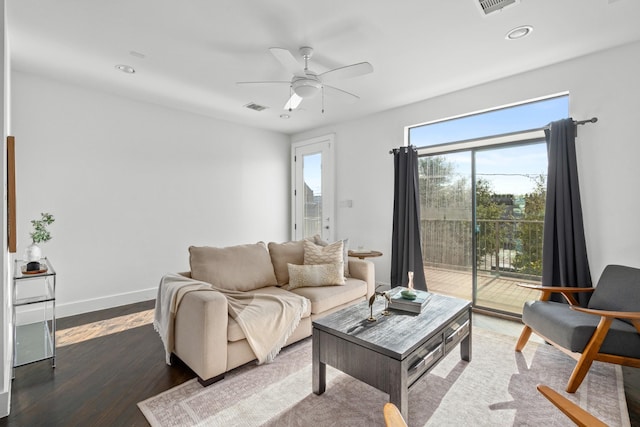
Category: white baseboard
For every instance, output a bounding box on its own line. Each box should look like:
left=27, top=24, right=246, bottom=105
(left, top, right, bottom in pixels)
left=57, top=287, right=157, bottom=318
left=16, top=287, right=157, bottom=324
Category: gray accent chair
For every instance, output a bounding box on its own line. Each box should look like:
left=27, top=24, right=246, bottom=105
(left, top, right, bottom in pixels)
left=516, top=264, right=640, bottom=393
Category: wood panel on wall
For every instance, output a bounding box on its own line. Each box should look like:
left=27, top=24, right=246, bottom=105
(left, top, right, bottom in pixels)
left=7, top=136, right=16, bottom=253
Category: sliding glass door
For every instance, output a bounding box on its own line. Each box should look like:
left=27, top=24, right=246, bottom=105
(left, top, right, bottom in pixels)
left=419, top=142, right=547, bottom=316
left=411, top=94, right=567, bottom=316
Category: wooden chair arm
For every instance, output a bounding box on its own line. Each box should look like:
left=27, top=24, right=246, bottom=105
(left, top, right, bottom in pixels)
left=517, top=284, right=595, bottom=305
left=570, top=305, right=640, bottom=320
left=516, top=284, right=595, bottom=293
left=537, top=385, right=607, bottom=427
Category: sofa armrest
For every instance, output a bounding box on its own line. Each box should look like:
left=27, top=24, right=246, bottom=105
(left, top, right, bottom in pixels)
left=348, top=257, right=375, bottom=299
left=174, top=288, right=228, bottom=382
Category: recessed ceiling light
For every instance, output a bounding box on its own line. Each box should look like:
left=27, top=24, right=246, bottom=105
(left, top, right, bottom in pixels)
left=505, top=25, right=533, bottom=40
left=279, top=114, right=291, bottom=119
left=115, top=64, right=135, bottom=74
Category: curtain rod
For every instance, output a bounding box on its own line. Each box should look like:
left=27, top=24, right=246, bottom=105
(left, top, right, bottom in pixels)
left=389, top=145, right=416, bottom=155
left=574, top=117, right=598, bottom=126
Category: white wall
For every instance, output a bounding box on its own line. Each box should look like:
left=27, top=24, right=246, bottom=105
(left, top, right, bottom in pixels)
left=1, top=0, right=10, bottom=417
left=11, top=72, right=291, bottom=317
left=293, top=40, right=640, bottom=285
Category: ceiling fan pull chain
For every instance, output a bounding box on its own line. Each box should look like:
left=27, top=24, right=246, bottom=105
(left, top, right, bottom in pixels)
left=322, top=86, right=325, bottom=114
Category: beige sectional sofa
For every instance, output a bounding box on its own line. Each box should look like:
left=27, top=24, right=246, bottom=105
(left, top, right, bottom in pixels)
left=170, top=239, right=375, bottom=386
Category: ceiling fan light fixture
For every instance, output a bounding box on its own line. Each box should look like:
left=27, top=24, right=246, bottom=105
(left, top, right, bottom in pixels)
left=284, top=93, right=303, bottom=111
left=292, top=78, right=321, bottom=98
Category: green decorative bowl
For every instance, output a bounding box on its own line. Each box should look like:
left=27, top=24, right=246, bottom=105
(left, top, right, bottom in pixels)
left=401, top=289, right=417, bottom=300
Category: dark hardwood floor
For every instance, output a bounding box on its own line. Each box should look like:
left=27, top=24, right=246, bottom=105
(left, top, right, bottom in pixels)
left=0, top=301, right=195, bottom=427
left=0, top=300, right=638, bottom=426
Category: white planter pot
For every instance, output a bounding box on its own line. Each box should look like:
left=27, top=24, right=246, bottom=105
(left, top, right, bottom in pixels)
left=24, top=243, right=42, bottom=262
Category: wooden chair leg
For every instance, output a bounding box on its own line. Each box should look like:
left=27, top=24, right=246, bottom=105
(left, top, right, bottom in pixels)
left=383, top=402, right=407, bottom=427
left=566, top=316, right=613, bottom=393
left=537, top=385, right=607, bottom=427
left=515, top=325, right=532, bottom=352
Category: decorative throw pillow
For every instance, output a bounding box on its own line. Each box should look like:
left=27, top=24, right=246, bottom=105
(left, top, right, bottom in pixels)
left=189, top=242, right=277, bottom=291
left=303, top=239, right=343, bottom=266
left=268, top=240, right=304, bottom=286
left=286, top=262, right=345, bottom=290
left=305, top=235, right=350, bottom=277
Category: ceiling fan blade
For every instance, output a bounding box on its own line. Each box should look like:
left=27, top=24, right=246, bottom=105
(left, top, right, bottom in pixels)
left=323, top=85, right=360, bottom=104
left=284, top=93, right=303, bottom=111
left=236, top=81, right=291, bottom=87
left=269, top=47, right=306, bottom=77
left=319, top=62, right=373, bottom=83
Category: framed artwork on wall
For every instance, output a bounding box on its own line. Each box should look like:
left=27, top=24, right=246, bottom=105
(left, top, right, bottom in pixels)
left=7, top=136, right=16, bottom=253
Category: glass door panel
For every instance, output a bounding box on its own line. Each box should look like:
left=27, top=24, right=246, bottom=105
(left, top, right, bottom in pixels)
left=302, top=152, right=322, bottom=238
left=419, top=152, right=473, bottom=301
left=474, top=143, right=546, bottom=314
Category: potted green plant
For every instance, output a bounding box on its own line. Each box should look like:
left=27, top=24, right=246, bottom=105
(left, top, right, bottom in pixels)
left=24, top=212, right=55, bottom=271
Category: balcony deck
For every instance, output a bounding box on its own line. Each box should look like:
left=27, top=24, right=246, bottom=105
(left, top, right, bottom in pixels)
left=424, top=266, right=541, bottom=315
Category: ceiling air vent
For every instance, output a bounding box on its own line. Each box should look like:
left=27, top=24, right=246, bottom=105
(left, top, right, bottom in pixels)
left=478, top=0, right=518, bottom=15
left=244, top=102, right=269, bottom=112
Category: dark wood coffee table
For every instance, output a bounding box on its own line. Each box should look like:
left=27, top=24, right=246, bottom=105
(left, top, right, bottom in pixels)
left=312, top=292, right=471, bottom=422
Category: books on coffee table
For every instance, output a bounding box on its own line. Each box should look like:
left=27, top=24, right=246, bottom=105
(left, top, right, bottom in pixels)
left=389, top=287, right=431, bottom=313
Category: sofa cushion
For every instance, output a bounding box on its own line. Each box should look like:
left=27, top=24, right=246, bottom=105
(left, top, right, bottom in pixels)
left=286, top=263, right=345, bottom=290
left=227, top=286, right=312, bottom=342
left=268, top=240, right=304, bottom=286
left=307, top=235, right=350, bottom=277
left=304, top=239, right=343, bottom=266
left=290, top=277, right=367, bottom=314
left=189, top=242, right=277, bottom=292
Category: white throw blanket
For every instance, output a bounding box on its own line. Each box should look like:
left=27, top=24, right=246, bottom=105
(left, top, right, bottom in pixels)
left=154, top=273, right=308, bottom=366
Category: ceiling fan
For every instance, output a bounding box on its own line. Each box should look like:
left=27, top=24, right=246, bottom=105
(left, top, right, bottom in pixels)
left=237, top=46, right=373, bottom=112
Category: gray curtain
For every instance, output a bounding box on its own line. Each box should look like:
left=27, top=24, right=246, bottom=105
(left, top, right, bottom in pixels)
left=542, top=118, right=592, bottom=305
left=391, top=146, right=427, bottom=290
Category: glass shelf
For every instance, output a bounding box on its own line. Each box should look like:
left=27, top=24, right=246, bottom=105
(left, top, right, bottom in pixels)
left=14, top=321, right=54, bottom=367
left=12, top=257, right=56, bottom=371
left=14, top=257, right=56, bottom=280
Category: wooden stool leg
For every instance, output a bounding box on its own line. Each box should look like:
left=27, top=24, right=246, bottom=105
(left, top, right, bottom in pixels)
left=515, top=325, right=532, bottom=352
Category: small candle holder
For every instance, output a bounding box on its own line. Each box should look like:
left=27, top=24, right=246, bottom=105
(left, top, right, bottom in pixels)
left=401, top=271, right=417, bottom=300
left=367, top=294, right=377, bottom=322
left=381, top=291, right=391, bottom=316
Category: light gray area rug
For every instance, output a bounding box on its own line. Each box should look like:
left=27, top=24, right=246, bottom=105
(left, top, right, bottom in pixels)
left=138, top=328, right=630, bottom=426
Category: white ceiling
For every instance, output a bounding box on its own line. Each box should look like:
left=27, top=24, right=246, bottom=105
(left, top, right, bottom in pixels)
left=7, top=0, right=640, bottom=135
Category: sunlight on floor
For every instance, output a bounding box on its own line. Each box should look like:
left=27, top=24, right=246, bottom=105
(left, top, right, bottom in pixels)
left=56, top=309, right=154, bottom=347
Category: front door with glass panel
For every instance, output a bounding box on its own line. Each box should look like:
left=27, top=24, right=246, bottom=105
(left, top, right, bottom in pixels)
left=292, top=135, right=334, bottom=241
